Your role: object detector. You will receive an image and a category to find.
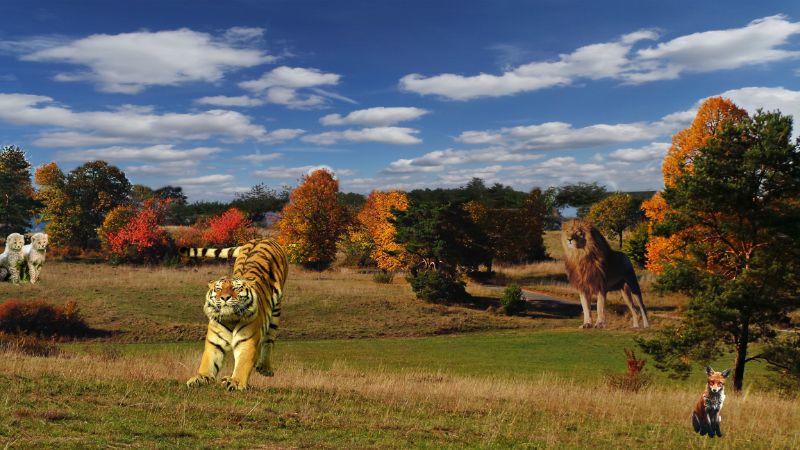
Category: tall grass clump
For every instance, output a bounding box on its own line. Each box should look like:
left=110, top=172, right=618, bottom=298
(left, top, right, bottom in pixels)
left=0, top=300, right=90, bottom=338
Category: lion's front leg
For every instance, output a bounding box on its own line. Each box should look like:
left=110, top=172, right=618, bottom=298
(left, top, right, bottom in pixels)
left=187, top=338, right=226, bottom=388
left=594, top=291, right=607, bottom=328
left=222, top=338, right=257, bottom=391
left=578, top=292, right=593, bottom=328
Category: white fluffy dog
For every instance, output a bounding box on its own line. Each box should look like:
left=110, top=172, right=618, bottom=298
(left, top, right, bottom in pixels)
left=23, top=232, right=49, bottom=284
left=0, top=233, right=26, bottom=283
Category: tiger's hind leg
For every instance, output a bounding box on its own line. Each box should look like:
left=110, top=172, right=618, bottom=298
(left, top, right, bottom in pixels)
left=255, top=305, right=281, bottom=377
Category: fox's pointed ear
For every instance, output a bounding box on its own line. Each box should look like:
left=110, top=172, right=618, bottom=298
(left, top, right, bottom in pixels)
left=721, top=369, right=732, bottom=378
left=705, top=366, right=714, bottom=376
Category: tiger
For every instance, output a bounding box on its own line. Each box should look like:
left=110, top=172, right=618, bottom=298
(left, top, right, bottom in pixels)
left=181, top=238, right=288, bottom=391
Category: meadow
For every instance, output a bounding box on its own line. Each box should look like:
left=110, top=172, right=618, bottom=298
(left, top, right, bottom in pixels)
left=0, top=233, right=798, bottom=448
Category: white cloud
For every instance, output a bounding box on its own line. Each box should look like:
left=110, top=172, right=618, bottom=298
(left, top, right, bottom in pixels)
left=383, top=147, right=542, bottom=174
left=455, top=111, right=690, bottom=152
left=0, top=93, right=277, bottom=144
left=631, top=15, right=800, bottom=83
left=19, top=28, right=272, bottom=93
left=400, top=15, right=800, bottom=100
left=717, top=86, right=800, bottom=127
left=174, top=174, right=234, bottom=185
left=195, top=95, right=265, bottom=107
left=253, top=165, right=354, bottom=179
left=33, top=132, right=129, bottom=148
left=236, top=152, right=283, bottom=162
left=240, top=66, right=342, bottom=109
left=126, top=160, right=199, bottom=176
left=222, top=27, right=265, bottom=45
left=321, top=107, right=429, bottom=126
left=399, top=30, right=656, bottom=100
left=608, top=142, right=670, bottom=162
left=57, top=144, right=222, bottom=162
left=302, top=127, right=421, bottom=145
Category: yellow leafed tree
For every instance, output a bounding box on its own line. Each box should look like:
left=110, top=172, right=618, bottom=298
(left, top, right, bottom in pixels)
left=642, top=97, right=747, bottom=273
left=356, top=190, right=410, bottom=272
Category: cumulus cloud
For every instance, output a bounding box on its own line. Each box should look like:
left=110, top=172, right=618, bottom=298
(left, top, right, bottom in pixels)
left=302, top=127, right=421, bottom=145
left=253, top=165, right=354, bottom=179
left=0, top=93, right=301, bottom=145
left=383, top=147, right=542, bottom=174
left=57, top=144, right=222, bottom=162
left=174, top=174, right=235, bottom=185
left=240, top=66, right=342, bottom=109
left=126, top=160, right=199, bottom=176
left=194, top=95, right=265, bottom=107
left=236, top=152, right=283, bottom=162
left=455, top=111, right=690, bottom=151
left=320, top=107, right=429, bottom=126
left=608, top=142, right=670, bottom=162
left=17, top=28, right=273, bottom=93
left=717, top=86, right=800, bottom=129
left=400, top=15, right=800, bottom=100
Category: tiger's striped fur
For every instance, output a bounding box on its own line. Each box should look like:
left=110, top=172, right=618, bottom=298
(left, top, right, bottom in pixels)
left=183, top=238, right=288, bottom=391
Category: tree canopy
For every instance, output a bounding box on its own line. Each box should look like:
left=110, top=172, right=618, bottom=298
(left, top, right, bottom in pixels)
left=0, top=145, right=37, bottom=235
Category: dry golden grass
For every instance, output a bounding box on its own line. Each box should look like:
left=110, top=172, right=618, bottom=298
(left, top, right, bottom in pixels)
left=1, top=348, right=797, bottom=448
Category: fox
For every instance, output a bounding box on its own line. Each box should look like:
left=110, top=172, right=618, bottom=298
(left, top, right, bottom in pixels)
left=692, top=366, right=732, bottom=438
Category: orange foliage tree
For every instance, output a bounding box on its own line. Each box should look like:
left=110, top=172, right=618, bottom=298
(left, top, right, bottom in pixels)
left=642, top=97, right=748, bottom=273
left=356, top=190, right=410, bottom=272
left=277, top=169, right=346, bottom=269
left=202, top=208, right=256, bottom=247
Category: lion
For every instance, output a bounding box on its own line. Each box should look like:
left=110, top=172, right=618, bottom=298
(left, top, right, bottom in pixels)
left=561, top=219, right=649, bottom=329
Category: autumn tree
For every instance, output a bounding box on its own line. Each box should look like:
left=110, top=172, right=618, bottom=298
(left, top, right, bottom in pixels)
left=104, top=199, right=173, bottom=264
left=202, top=208, right=256, bottom=247
left=0, top=145, right=37, bottom=235
left=356, top=190, right=410, bottom=272
left=277, top=169, right=346, bottom=269
left=642, top=97, right=748, bottom=273
left=637, top=109, right=800, bottom=392
left=36, top=161, right=131, bottom=248
left=586, top=193, right=642, bottom=247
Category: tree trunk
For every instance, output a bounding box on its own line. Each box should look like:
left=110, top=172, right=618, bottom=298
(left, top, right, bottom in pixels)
left=619, top=232, right=623, bottom=249
left=732, top=316, right=750, bottom=392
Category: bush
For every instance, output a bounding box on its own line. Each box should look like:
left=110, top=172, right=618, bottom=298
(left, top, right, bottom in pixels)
left=171, top=224, right=205, bottom=248
left=623, top=221, right=650, bottom=268
left=97, top=205, right=136, bottom=251
left=372, top=271, right=394, bottom=284
left=105, top=199, right=173, bottom=264
left=0, top=334, right=58, bottom=357
left=0, top=300, right=90, bottom=338
left=202, top=208, right=257, bottom=247
left=501, top=284, right=526, bottom=315
left=0, top=332, right=59, bottom=357
left=407, top=269, right=468, bottom=303
left=606, top=349, right=652, bottom=392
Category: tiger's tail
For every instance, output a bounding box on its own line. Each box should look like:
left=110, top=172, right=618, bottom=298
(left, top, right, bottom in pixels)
left=179, top=246, right=242, bottom=259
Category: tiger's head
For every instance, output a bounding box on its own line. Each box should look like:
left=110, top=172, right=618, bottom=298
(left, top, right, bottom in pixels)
left=30, top=233, right=49, bottom=251
left=4, top=233, right=24, bottom=252
left=204, top=277, right=257, bottom=323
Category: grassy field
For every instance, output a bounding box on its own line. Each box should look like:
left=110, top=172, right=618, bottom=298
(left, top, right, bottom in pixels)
left=0, top=235, right=798, bottom=448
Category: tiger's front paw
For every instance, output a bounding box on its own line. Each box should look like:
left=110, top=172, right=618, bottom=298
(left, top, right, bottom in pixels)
left=186, top=374, right=214, bottom=388
left=220, top=376, right=247, bottom=391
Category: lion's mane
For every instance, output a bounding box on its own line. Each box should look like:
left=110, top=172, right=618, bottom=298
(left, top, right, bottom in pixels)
left=562, top=220, right=613, bottom=296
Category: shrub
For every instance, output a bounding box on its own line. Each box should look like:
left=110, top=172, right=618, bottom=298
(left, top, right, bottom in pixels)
left=372, top=271, right=394, bottom=284
left=606, top=348, right=652, bottom=392
left=501, top=284, right=526, bottom=315
left=0, top=332, right=59, bottom=357
left=98, top=205, right=136, bottom=251
left=202, top=208, right=256, bottom=247
left=171, top=224, right=205, bottom=248
left=340, top=226, right=375, bottom=268
left=623, top=221, right=649, bottom=268
left=407, top=269, right=468, bottom=303
left=105, top=199, right=172, bottom=264
left=0, top=300, right=90, bottom=338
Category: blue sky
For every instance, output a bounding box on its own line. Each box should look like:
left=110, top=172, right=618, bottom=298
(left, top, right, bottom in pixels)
left=1, top=1, right=799, bottom=200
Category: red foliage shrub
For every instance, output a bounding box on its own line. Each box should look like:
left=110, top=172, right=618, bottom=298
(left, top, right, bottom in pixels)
left=105, top=199, right=173, bottom=263
left=0, top=332, right=59, bottom=357
left=201, top=208, right=256, bottom=247
left=171, top=224, right=205, bottom=248
left=0, top=299, right=90, bottom=338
